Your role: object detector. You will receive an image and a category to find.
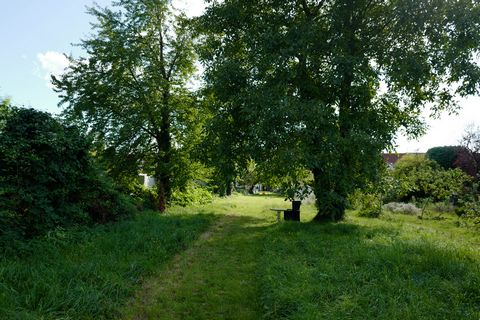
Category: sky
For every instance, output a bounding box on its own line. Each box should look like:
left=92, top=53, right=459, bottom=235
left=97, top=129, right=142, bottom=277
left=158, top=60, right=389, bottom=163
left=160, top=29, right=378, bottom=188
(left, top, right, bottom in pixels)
left=0, top=0, right=478, bottom=153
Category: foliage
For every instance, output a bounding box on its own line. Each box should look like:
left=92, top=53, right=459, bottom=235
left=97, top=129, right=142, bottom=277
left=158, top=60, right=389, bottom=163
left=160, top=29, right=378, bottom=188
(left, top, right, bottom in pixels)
left=237, top=160, right=262, bottom=195
left=455, top=200, right=480, bottom=225
left=0, top=211, right=214, bottom=319
left=197, top=88, right=251, bottom=197
left=171, top=182, right=213, bottom=207
left=0, top=107, right=134, bottom=239
left=199, top=0, right=480, bottom=221
left=53, top=0, right=201, bottom=211
left=349, top=184, right=384, bottom=218
left=127, top=183, right=159, bottom=210
left=426, top=146, right=460, bottom=170
left=266, top=167, right=313, bottom=201
left=0, top=97, right=11, bottom=129
left=392, top=155, right=471, bottom=202
left=356, top=192, right=382, bottom=218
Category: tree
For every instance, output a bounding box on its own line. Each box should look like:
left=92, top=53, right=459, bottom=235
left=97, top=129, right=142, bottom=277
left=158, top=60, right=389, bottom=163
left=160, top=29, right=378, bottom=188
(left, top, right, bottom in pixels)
left=199, top=0, right=480, bottom=221
left=458, top=124, right=480, bottom=178
left=198, top=94, right=251, bottom=196
left=392, top=154, right=470, bottom=202
left=53, top=0, right=198, bottom=212
left=195, top=30, right=253, bottom=196
left=426, top=146, right=460, bottom=170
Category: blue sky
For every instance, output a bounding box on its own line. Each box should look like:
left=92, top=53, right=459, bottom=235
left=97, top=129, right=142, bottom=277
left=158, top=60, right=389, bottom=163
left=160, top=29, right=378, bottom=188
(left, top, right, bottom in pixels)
left=0, top=0, right=478, bottom=152
left=0, top=0, right=112, bottom=113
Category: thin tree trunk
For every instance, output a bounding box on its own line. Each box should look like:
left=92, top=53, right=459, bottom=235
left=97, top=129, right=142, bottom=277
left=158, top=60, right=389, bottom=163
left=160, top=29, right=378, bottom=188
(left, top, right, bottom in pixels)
left=226, top=180, right=233, bottom=196
left=156, top=179, right=167, bottom=212
left=155, top=97, right=172, bottom=213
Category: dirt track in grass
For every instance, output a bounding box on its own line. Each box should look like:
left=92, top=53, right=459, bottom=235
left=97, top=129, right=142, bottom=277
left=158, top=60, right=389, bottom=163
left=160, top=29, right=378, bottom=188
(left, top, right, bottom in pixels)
left=123, top=214, right=268, bottom=320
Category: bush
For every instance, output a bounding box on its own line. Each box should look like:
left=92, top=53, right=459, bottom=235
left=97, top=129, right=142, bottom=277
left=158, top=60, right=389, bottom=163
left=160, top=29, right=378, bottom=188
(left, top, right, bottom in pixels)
left=350, top=191, right=382, bottom=218
left=171, top=183, right=213, bottom=207
left=455, top=201, right=480, bottom=224
left=127, top=183, right=159, bottom=210
left=0, top=107, right=135, bottom=239
left=383, top=202, right=421, bottom=215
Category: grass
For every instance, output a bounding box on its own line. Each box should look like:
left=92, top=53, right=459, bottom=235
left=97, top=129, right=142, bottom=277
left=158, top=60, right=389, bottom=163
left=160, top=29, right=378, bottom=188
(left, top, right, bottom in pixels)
left=259, top=214, right=480, bottom=319
left=1, top=194, right=479, bottom=319
left=0, top=210, right=215, bottom=319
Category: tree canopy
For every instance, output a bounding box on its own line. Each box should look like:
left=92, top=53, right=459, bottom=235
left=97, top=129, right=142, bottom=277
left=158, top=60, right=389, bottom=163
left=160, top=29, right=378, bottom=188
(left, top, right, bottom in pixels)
left=426, top=146, right=460, bottom=170
left=53, top=0, right=200, bottom=211
left=199, top=0, right=480, bottom=220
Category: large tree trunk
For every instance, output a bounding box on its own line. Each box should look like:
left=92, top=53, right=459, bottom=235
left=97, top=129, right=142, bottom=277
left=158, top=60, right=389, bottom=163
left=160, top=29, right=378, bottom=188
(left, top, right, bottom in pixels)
left=311, top=5, right=356, bottom=222
left=312, top=168, right=346, bottom=222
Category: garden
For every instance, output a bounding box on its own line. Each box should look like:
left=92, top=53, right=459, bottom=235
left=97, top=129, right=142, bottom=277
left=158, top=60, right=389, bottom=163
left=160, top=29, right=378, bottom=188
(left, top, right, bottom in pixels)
left=1, top=0, right=480, bottom=318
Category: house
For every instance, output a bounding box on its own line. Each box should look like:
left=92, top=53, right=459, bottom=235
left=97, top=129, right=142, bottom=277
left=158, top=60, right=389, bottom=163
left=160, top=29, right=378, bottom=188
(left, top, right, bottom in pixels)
left=138, top=174, right=156, bottom=188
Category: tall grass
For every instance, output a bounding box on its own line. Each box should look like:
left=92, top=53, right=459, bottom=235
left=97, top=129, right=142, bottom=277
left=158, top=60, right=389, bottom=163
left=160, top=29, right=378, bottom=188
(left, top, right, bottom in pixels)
left=0, top=211, right=214, bottom=319
left=259, top=214, right=480, bottom=319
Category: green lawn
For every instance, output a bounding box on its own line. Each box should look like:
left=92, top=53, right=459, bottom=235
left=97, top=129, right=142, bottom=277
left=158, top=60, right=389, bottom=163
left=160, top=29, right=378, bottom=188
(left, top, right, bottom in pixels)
left=1, top=194, right=479, bottom=319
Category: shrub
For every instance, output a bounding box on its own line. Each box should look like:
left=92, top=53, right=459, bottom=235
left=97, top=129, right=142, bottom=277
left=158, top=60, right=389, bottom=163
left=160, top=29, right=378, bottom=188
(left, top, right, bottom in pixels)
left=127, top=183, right=158, bottom=210
left=383, top=202, right=421, bottom=215
left=0, top=107, right=135, bottom=239
left=455, top=200, right=480, bottom=224
left=350, top=191, right=382, bottom=218
left=171, top=183, right=213, bottom=207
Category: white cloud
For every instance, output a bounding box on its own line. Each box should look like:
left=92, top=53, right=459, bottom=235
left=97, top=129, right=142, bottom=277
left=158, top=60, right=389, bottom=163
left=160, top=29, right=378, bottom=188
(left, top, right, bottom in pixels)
left=37, top=51, right=70, bottom=88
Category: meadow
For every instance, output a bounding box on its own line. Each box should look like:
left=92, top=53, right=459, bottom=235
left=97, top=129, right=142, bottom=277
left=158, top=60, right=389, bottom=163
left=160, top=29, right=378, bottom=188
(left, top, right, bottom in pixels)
left=1, top=194, right=479, bottom=319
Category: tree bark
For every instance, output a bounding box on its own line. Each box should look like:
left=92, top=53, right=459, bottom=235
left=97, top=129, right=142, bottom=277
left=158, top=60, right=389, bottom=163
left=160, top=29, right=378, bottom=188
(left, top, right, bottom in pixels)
left=226, top=179, right=233, bottom=196
left=312, top=168, right=346, bottom=222
left=155, top=97, right=172, bottom=213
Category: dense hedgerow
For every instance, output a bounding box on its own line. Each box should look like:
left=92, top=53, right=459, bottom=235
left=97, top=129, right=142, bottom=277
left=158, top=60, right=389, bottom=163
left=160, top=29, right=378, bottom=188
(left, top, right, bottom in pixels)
left=0, top=106, right=135, bottom=240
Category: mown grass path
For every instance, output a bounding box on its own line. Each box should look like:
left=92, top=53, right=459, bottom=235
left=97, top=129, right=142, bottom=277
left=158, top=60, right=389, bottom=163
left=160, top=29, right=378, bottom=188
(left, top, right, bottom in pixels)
left=123, top=214, right=269, bottom=320
left=121, top=195, right=479, bottom=320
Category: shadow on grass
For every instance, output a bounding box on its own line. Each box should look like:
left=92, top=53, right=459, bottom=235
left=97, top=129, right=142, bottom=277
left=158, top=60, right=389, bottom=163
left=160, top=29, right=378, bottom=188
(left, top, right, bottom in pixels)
left=259, top=220, right=480, bottom=319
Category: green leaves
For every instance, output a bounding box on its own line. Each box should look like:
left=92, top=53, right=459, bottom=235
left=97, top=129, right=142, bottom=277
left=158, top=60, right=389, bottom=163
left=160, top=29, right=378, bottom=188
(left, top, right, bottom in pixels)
left=200, top=0, right=480, bottom=220
left=53, top=0, right=201, bottom=209
left=0, top=107, right=134, bottom=239
left=391, top=155, right=471, bottom=202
